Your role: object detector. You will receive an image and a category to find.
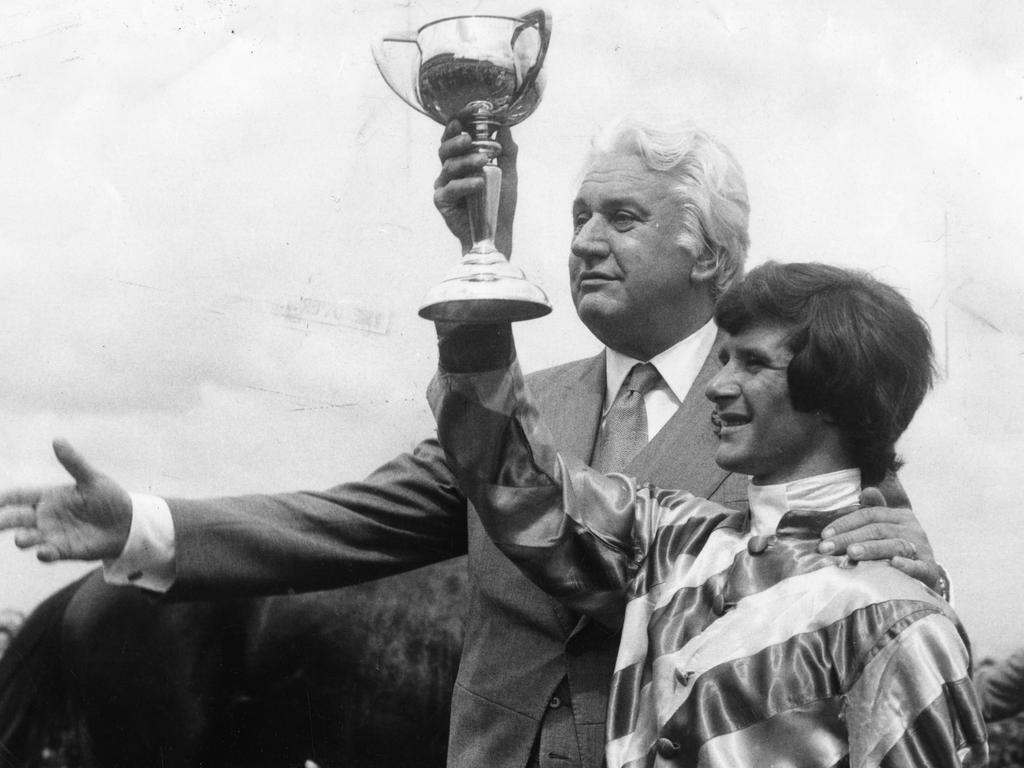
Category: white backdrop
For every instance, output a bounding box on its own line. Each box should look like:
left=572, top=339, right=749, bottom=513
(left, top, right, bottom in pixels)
left=1, top=0, right=1022, bottom=658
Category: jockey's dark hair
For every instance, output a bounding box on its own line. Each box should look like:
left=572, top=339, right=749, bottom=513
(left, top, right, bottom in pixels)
left=714, top=261, right=935, bottom=485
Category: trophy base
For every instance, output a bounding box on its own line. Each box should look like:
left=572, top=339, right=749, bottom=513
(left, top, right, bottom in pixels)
left=418, top=257, right=551, bottom=322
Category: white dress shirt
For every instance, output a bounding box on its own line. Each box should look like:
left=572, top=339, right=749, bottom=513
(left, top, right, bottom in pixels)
left=603, top=317, right=719, bottom=439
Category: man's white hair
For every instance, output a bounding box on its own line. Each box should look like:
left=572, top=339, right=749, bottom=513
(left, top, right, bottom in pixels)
left=586, top=115, right=751, bottom=299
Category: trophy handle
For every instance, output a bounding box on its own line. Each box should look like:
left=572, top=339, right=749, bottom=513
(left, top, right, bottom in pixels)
left=371, top=34, right=433, bottom=120
left=510, top=9, right=551, bottom=104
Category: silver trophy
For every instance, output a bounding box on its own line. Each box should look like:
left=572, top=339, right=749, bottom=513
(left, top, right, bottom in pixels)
left=373, top=10, right=552, bottom=322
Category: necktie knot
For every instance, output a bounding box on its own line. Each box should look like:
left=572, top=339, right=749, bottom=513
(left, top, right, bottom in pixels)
left=623, top=362, right=661, bottom=397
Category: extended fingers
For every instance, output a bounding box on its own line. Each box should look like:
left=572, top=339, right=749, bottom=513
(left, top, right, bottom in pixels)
left=0, top=503, right=38, bottom=531
left=13, top=527, right=45, bottom=549
left=0, top=487, right=44, bottom=508
left=844, top=537, right=920, bottom=562
left=35, top=543, right=63, bottom=563
left=819, top=520, right=907, bottom=554
left=821, top=506, right=909, bottom=538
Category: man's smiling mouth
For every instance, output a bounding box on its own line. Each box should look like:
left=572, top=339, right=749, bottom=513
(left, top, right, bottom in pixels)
left=711, top=411, right=751, bottom=435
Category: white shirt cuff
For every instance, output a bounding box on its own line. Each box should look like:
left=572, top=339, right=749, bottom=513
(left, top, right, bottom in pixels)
left=102, top=493, right=177, bottom=593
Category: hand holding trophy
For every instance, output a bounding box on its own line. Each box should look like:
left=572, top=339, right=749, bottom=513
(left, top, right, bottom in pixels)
left=373, top=10, right=552, bottom=322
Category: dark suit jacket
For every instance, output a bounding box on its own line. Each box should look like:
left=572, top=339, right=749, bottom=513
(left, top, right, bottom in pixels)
left=167, top=344, right=749, bottom=768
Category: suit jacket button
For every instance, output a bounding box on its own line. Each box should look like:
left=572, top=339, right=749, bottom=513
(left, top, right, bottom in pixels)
left=656, top=737, right=680, bottom=757
left=547, top=696, right=562, bottom=709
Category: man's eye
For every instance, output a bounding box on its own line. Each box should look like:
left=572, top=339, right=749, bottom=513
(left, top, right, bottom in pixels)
left=611, top=211, right=638, bottom=231
left=572, top=212, right=591, bottom=233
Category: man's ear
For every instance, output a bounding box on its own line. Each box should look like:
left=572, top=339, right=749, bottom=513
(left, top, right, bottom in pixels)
left=691, top=247, right=720, bottom=285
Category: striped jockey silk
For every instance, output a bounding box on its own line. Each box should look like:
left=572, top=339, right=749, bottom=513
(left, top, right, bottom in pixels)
left=429, top=347, right=988, bottom=768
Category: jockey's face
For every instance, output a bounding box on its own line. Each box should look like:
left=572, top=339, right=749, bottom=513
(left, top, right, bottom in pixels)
left=705, top=323, right=846, bottom=485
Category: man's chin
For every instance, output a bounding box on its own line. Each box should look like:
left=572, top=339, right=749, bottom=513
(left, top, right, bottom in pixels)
left=574, top=297, right=627, bottom=339
left=713, top=449, right=747, bottom=476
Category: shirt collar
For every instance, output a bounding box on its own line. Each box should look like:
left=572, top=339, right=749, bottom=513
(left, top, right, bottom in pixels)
left=747, top=468, right=862, bottom=537
left=603, top=317, right=718, bottom=411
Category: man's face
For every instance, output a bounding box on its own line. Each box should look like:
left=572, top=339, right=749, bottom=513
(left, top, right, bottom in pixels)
left=569, top=150, right=708, bottom=360
left=705, top=323, right=841, bottom=485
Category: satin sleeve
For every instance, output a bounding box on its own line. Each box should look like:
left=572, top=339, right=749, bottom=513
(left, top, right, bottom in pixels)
left=844, top=609, right=988, bottom=767
left=428, top=324, right=681, bottom=629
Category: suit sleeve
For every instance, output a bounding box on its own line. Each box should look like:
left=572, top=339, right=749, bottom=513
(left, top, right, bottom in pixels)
left=428, top=323, right=687, bottom=628
left=166, top=436, right=469, bottom=599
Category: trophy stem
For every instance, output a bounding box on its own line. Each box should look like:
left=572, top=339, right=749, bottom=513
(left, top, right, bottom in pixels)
left=419, top=118, right=550, bottom=322
left=467, top=163, right=502, bottom=254
left=464, top=101, right=503, bottom=255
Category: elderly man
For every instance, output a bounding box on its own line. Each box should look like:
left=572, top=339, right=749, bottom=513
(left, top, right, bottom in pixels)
left=429, top=261, right=986, bottom=766
left=0, top=116, right=939, bottom=768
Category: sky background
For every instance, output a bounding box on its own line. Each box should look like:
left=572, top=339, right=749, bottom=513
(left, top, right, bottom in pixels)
left=1, top=0, right=1022, bottom=659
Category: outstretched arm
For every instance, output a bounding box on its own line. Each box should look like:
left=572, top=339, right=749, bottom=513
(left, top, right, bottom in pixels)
left=1, top=435, right=471, bottom=598
left=0, top=439, right=132, bottom=563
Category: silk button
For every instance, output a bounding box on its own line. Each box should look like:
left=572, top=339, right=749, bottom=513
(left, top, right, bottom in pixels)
left=656, top=737, right=680, bottom=757
left=747, top=535, right=773, bottom=555
left=712, top=593, right=727, bottom=616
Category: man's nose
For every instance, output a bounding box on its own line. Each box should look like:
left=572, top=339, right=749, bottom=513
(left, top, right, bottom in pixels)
left=705, top=365, right=739, bottom=403
left=571, top=217, right=610, bottom=261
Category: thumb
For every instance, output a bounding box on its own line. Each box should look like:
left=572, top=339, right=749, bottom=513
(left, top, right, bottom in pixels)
left=52, top=438, right=100, bottom=485
left=858, top=486, right=887, bottom=509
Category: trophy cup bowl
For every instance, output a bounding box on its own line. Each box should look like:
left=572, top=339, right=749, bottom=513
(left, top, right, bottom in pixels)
left=373, top=10, right=552, bottom=322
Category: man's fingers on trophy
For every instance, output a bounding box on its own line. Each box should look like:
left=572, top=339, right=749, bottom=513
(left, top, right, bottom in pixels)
left=434, top=178, right=484, bottom=207
left=436, top=153, right=490, bottom=186
left=441, top=119, right=463, bottom=141
left=438, top=130, right=475, bottom=161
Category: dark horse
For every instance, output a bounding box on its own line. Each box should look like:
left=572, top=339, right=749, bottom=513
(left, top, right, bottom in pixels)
left=0, top=559, right=467, bottom=768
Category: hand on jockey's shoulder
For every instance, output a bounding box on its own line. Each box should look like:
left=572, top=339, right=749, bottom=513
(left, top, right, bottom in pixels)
left=818, top=487, right=947, bottom=597
left=0, top=439, right=132, bottom=563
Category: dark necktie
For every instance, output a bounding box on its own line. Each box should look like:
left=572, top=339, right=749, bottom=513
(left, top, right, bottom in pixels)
left=590, top=362, right=662, bottom=472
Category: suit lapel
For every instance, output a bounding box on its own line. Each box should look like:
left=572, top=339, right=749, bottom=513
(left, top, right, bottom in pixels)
left=533, top=352, right=606, bottom=465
